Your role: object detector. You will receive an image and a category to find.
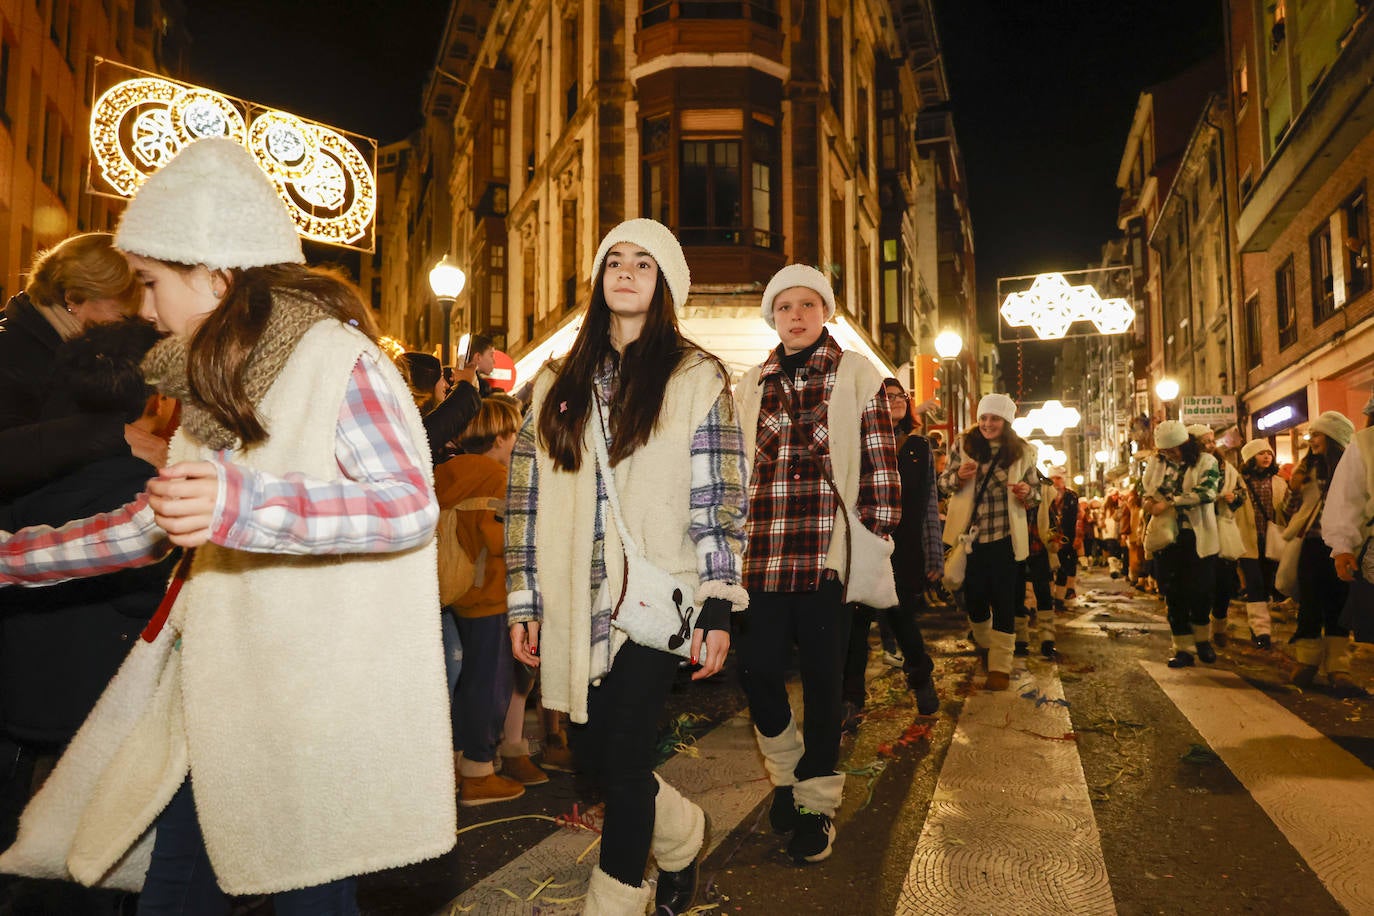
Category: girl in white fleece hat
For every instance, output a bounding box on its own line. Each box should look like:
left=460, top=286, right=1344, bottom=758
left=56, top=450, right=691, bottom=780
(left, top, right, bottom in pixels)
left=937, top=393, right=1042, bottom=690
left=1234, top=438, right=1289, bottom=648
left=505, top=218, right=747, bottom=914
left=0, top=138, right=454, bottom=912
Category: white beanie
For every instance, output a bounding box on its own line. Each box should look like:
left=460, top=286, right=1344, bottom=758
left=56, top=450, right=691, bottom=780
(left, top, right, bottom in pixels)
left=1240, top=439, right=1272, bottom=464
left=115, top=138, right=304, bottom=270
left=760, top=264, right=836, bottom=329
left=1154, top=420, right=1188, bottom=450
left=976, top=393, right=1017, bottom=423
left=1186, top=423, right=1213, bottom=439
left=590, top=218, right=691, bottom=312
left=1048, top=465, right=1068, bottom=479
left=1310, top=410, right=1355, bottom=448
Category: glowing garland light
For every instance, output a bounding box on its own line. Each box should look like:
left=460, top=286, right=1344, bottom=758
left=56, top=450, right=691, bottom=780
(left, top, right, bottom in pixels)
left=89, top=71, right=376, bottom=250
left=1015, top=400, right=1082, bottom=438
left=1000, top=272, right=1135, bottom=339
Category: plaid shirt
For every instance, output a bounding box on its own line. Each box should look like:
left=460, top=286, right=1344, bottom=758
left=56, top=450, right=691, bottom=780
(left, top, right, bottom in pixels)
left=505, top=355, right=748, bottom=653
left=0, top=353, right=436, bottom=584
left=743, top=335, right=900, bottom=593
left=938, top=442, right=1041, bottom=545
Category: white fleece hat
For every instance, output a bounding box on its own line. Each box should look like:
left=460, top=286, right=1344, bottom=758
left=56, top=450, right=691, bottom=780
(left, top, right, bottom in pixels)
left=760, top=264, right=836, bottom=329
left=1154, top=420, right=1188, bottom=450
left=1240, top=439, right=1273, bottom=464
left=976, top=393, right=1017, bottom=423
left=1048, top=465, right=1068, bottom=479
left=1310, top=410, right=1355, bottom=448
left=590, top=218, right=691, bottom=312
left=1186, top=423, right=1213, bottom=439
left=115, top=138, right=304, bottom=270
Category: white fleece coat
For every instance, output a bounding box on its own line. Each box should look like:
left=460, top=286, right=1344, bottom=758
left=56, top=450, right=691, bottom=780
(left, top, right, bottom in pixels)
left=942, top=444, right=1035, bottom=562
left=0, top=321, right=455, bottom=894
left=1235, top=471, right=1288, bottom=559
left=527, top=355, right=746, bottom=725
left=1144, top=452, right=1220, bottom=558
left=1322, top=428, right=1374, bottom=555
left=736, top=349, right=883, bottom=578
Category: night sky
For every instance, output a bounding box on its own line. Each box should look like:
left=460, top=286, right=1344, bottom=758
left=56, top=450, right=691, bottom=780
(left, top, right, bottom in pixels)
left=180, top=0, right=1224, bottom=397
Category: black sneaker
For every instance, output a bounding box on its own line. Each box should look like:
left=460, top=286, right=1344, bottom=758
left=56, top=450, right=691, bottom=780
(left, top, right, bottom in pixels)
left=1195, top=641, right=1217, bottom=664
left=1053, top=599, right=1067, bottom=611
left=769, top=786, right=800, bottom=833
left=1253, top=634, right=1272, bottom=650
left=787, top=807, right=835, bottom=863
left=1040, top=640, right=1058, bottom=660
left=839, top=701, right=864, bottom=737
left=912, top=676, right=940, bottom=716
left=1014, top=641, right=1029, bottom=657
left=1065, top=588, right=1077, bottom=600
left=1167, top=650, right=1195, bottom=668
left=656, top=814, right=710, bottom=912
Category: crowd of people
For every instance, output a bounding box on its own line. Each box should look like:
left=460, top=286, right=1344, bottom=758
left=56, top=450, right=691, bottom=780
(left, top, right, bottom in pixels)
left=0, top=137, right=1369, bottom=916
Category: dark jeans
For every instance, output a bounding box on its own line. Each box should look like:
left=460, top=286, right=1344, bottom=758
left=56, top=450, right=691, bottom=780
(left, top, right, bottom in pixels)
left=139, top=780, right=357, bottom=916
left=1212, top=559, right=1238, bottom=619
left=1238, top=557, right=1278, bottom=603
left=1155, top=529, right=1217, bottom=638
left=1294, top=537, right=1351, bottom=640
left=1055, top=544, right=1079, bottom=584
left=965, top=537, right=1020, bottom=634
left=453, top=613, right=513, bottom=762
left=841, top=595, right=935, bottom=707
left=568, top=640, right=680, bottom=887
left=739, top=577, right=849, bottom=784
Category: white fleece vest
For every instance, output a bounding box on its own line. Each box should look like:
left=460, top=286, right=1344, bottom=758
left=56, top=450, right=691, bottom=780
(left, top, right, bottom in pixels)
left=12, top=321, right=455, bottom=895
left=1236, top=471, right=1288, bottom=559
left=941, top=444, right=1034, bottom=562
left=736, top=349, right=883, bottom=577
left=1145, top=452, right=1221, bottom=558
left=529, top=355, right=741, bottom=724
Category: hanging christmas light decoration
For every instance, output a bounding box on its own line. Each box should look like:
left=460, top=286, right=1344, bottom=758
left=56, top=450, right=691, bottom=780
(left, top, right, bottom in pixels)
left=999, top=272, right=1136, bottom=339
left=88, top=64, right=376, bottom=251
left=1019, top=400, right=1083, bottom=437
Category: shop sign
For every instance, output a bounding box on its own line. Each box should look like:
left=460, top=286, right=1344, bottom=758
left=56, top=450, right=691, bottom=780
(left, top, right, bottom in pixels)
left=1180, top=395, right=1236, bottom=427
left=1252, top=391, right=1309, bottom=435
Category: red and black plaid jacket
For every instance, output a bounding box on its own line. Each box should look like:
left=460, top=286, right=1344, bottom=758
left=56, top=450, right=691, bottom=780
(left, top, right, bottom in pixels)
left=743, top=334, right=901, bottom=593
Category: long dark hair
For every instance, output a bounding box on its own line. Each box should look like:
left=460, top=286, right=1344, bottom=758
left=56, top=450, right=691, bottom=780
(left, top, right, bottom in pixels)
left=538, top=262, right=720, bottom=471
left=1299, top=442, right=1346, bottom=489
left=1177, top=436, right=1203, bottom=468
left=188, top=263, right=377, bottom=446
left=883, top=377, right=914, bottom=437
left=960, top=422, right=1028, bottom=469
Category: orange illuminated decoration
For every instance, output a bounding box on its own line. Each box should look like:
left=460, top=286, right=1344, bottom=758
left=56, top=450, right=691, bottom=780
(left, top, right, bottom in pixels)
left=913, top=355, right=941, bottom=405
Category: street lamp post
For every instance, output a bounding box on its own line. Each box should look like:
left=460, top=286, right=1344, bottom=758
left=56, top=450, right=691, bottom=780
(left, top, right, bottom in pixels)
left=428, top=254, right=467, bottom=366
left=933, top=330, right=963, bottom=436
left=1155, top=377, right=1180, bottom=421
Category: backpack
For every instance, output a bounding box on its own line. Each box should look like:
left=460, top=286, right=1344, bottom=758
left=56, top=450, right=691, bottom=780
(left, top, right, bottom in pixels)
left=436, top=496, right=504, bottom=607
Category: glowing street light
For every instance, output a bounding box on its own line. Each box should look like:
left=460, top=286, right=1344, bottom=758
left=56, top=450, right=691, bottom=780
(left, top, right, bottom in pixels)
left=429, top=254, right=467, bottom=365
left=1155, top=378, right=1180, bottom=402
left=934, top=330, right=964, bottom=359
left=1094, top=449, right=1111, bottom=464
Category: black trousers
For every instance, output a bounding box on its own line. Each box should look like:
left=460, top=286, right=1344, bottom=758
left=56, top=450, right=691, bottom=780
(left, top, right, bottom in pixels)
left=965, top=537, right=1020, bottom=634
left=739, top=577, right=849, bottom=784
left=1155, top=529, right=1216, bottom=637
left=1294, top=537, right=1351, bottom=640
left=1238, top=557, right=1278, bottom=603
left=568, top=641, right=680, bottom=887
left=1212, top=559, right=1238, bottom=620
left=841, top=592, right=935, bottom=707
left=1055, top=544, right=1079, bottom=584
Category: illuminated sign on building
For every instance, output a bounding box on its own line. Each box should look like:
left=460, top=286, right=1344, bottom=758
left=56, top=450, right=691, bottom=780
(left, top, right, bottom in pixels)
left=1252, top=391, right=1309, bottom=435
left=87, top=59, right=377, bottom=252
left=1255, top=406, right=1294, bottom=431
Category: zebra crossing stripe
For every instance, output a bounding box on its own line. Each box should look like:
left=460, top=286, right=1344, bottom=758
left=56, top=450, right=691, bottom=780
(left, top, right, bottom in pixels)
left=897, top=666, right=1117, bottom=915
left=1141, top=661, right=1374, bottom=913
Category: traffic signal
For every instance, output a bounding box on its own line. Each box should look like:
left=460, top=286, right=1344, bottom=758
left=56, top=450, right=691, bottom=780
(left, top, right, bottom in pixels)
left=913, top=355, right=941, bottom=405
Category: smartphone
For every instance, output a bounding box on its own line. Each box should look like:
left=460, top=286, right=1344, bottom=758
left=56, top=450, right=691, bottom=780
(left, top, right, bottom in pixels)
left=457, top=332, right=472, bottom=366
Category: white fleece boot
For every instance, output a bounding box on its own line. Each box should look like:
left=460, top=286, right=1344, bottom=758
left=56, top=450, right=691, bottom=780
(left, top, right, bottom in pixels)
left=986, top=630, right=1016, bottom=690
left=970, top=616, right=994, bottom=671
left=1245, top=601, right=1273, bottom=648
left=1168, top=632, right=1197, bottom=667
left=754, top=717, right=804, bottom=832
left=1291, top=638, right=1323, bottom=687
left=650, top=775, right=705, bottom=872
left=1323, top=635, right=1364, bottom=697
left=583, top=866, right=652, bottom=916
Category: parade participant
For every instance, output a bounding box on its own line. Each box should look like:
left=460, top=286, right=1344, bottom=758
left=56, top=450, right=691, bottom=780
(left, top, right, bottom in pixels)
left=1017, top=468, right=1060, bottom=660
left=0, top=138, right=454, bottom=914
left=400, top=350, right=482, bottom=465
left=1191, top=424, right=1243, bottom=648
left=939, top=394, right=1040, bottom=691
left=0, top=232, right=162, bottom=498
left=736, top=264, right=900, bottom=864
left=1048, top=467, right=1080, bottom=608
left=505, top=218, right=747, bottom=912
left=1285, top=411, right=1356, bottom=694
left=440, top=397, right=542, bottom=806
left=1324, top=393, right=1374, bottom=659
left=1144, top=421, right=1221, bottom=667
left=1235, top=439, right=1288, bottom=648
left=841, top=377, right=941, bottom=729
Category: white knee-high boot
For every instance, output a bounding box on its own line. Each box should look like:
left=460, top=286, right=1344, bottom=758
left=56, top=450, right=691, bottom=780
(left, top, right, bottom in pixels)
left=987, top=629, right=1017, bottom=675
left=1014, top=616, right=1030, bottom=644
left=793, top=773, right=846, bottom=818
left=1245, top=601, right=1272, bottom=637
left=584, top=866, right=652, bottom=915
left=651, top=774, right=705, bottom=872
left=970, top=616, right=993, bottom=649
left=753, top=717, right=803, bottom=788
left=1324, top=635, right=1352, bottom=675
left=1038, top=608, right=1056, bottom=641
left=1171, top=632, right=1197, bottom=655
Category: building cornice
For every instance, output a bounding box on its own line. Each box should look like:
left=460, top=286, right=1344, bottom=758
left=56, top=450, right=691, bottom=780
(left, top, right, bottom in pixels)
left=629, top=52, right=789, bottom=85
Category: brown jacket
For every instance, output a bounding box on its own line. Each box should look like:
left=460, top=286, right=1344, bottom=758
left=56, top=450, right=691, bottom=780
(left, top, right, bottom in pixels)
left=434, top=453, right=508, bottom=618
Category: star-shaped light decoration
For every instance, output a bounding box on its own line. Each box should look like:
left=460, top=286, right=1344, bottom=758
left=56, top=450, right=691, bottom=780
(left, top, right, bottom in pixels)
left=1000, top=272, right=1136, bottom=339
left=1021, top=400, right=1082, bottom=437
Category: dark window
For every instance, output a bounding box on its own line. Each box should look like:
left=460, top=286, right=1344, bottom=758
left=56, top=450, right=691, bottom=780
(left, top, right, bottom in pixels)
left=26, top=72, right=39, bottom=164
left=0, top=38, right=10, bottom=127
left=640, top=115, right=671, bottom=224
left=1342, top=187, right=1370, bottom=301
left=1240, top=169, right=1254, bottom=203
left=857, top=240, right=871, bottom=331
left=855, top=85, right=868, bottom=174
left=490, top=244, right=505, bottom=329
left=749, top=120, right=778, bottom=249
left=561, top=198, right=578, bottom=312
left=827, top=15, right=844, bottom=121
left=563, top=15, right=579, bottom=123
left=41, top=107, right=58, bottom=188
left=679, top=140, right=740, bottom=245
left=641, top=0, right=779, bottom=27
left=1311, top=221, right=1335, bottom=325
left=1276, top=256, right=1297, bottom=349
left=1244, top=293, right=1262, bottom=369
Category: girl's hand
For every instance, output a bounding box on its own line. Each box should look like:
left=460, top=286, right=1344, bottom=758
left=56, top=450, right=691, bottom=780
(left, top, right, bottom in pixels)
left=147, top=461, right=221, bottom=547
left=511, top=621, right=541, bottom=666
left=1011, top=482, right=1031, bottom=500
left=1148, top=500, right=1171, bottom=517
left=689, top=628, right=729, bottom=680
left=958, top=458, right=977, bottom=481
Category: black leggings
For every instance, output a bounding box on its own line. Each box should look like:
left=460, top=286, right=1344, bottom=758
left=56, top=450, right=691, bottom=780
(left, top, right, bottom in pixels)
left=1212, top=559, right=1238, bottom=620
left=1294, top=537, right=1351, bottom=640
left=569, top=641, right=680, bottom=887
left=842, top=592, right=935, bottom=706
left=965, top=537, right=1020, bottom=634
left=1238, top=557, right=1278, bottom=602
left=1155, top=529, right=1217, bottom=637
